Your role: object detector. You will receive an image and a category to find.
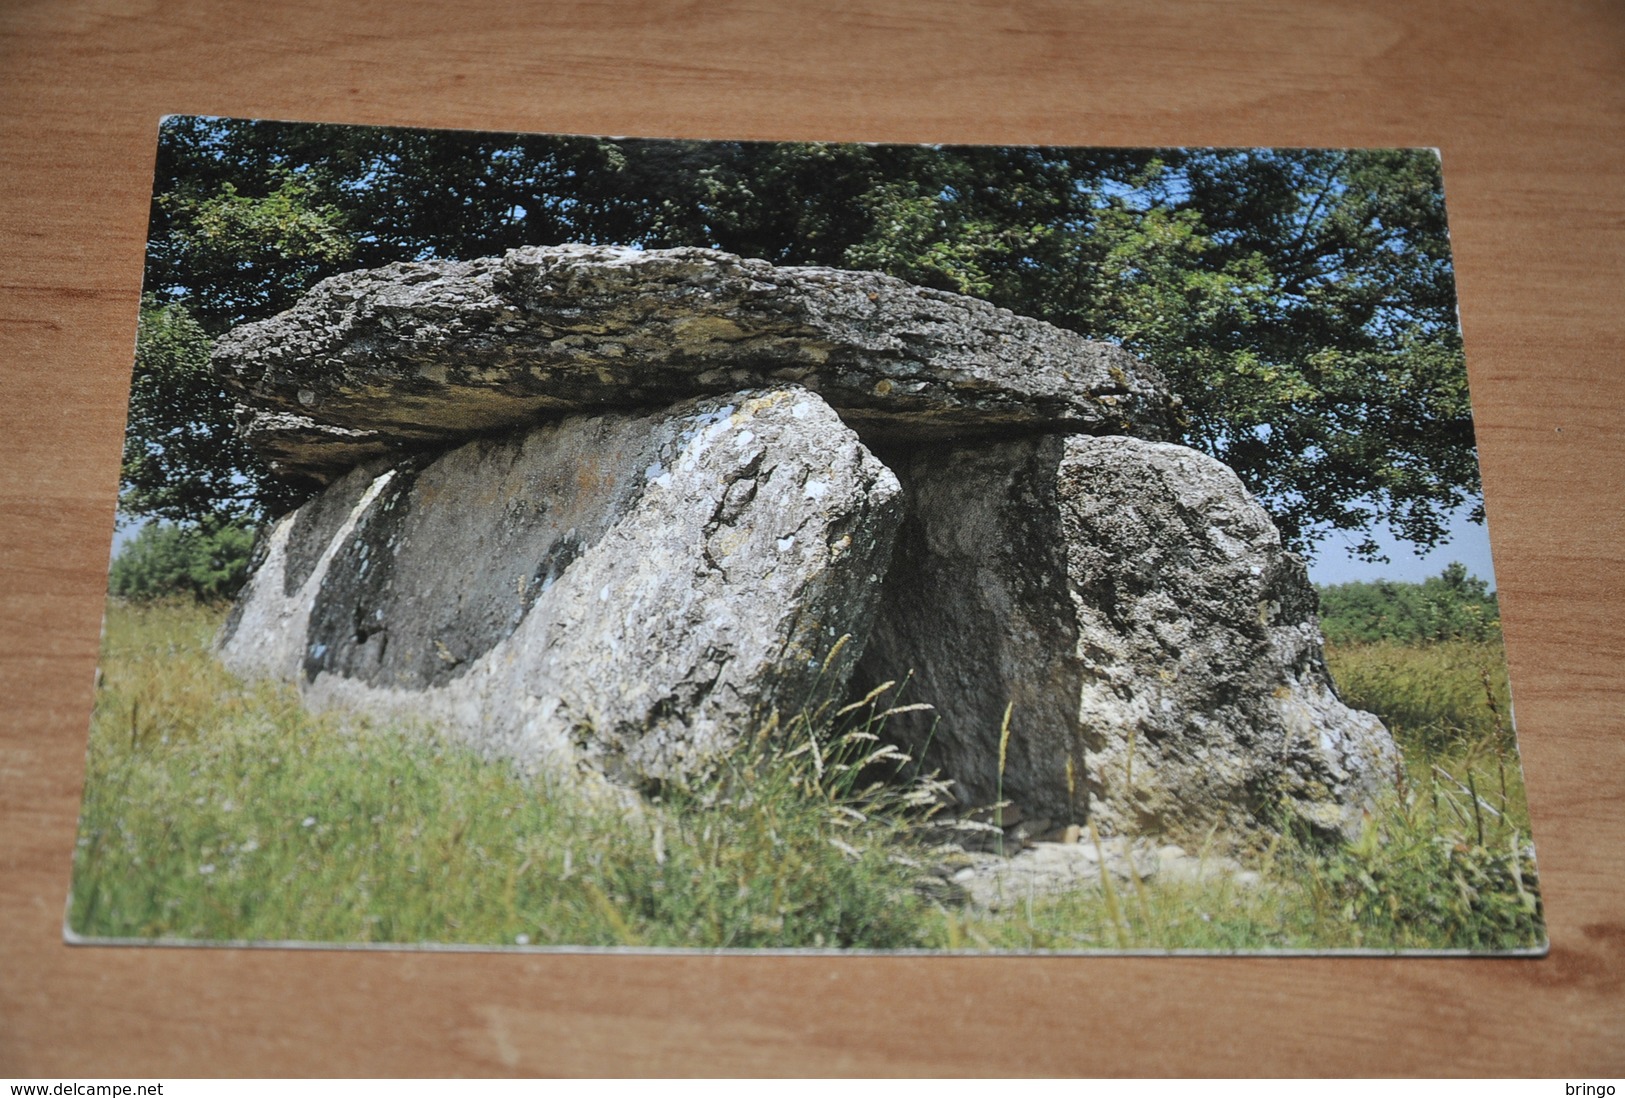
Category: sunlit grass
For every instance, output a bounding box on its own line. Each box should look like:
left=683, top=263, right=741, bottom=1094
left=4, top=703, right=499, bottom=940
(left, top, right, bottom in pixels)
left=1325, top=639, right=1515, bottom=759
left=67, top=601, right=1543, bottom=952
left=70, top=600, right=948, bottom=948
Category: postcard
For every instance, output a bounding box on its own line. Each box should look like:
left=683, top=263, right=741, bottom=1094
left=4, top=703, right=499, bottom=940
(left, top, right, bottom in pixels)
left=67, top=118, right=1543, bottom=953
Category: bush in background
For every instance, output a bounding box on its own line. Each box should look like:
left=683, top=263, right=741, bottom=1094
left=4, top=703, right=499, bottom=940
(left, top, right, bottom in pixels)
left=1317, top=562, right=1499, bottom=646
left=109, top=520, right=257, bottom=603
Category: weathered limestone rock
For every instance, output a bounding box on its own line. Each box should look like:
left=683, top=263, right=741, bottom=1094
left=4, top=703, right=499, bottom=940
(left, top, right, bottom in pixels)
left=220, top=386, right=902, bottom=787
left=213, top=244, right=1178, bottom=485
left=234, top=408, right=393, bottom=476
left=856, top=434, right=1397, bottom=841
left=949, top=837, right=1262, bottom=914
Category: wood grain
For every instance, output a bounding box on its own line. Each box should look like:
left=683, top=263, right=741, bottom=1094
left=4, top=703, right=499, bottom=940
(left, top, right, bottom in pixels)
left=2, top=0, right=1621, bottom=1076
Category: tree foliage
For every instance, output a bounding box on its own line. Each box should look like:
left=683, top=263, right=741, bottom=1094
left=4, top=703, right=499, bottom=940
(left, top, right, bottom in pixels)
left=121, top=297, right=306, bottom=523
left=109, top=520, right=258, bottom=603
left=121, top=297, right=254, bottom=523
left=1316, top=564, right=1500, bottom=646
left=130, top=118, right=1480, bottom=560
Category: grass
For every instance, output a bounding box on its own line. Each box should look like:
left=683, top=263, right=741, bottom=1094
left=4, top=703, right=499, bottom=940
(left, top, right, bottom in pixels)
left=1325, top=638, right=1515, bottom=761
left=67, top=600, right=1544, bottom=952
left=70, top=600, right=951, bottom=948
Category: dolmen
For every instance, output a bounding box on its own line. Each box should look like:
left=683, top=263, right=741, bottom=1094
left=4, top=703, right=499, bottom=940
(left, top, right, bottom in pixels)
left=214, top=244, right=1397, bottom=840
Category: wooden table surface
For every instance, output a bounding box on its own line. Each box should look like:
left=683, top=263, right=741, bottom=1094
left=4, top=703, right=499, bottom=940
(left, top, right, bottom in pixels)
left=3, top=0, right=1621, bottom=1077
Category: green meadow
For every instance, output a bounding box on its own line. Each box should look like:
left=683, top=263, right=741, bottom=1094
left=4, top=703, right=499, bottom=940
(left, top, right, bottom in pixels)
left=68, top=588, right=1543, bottom=953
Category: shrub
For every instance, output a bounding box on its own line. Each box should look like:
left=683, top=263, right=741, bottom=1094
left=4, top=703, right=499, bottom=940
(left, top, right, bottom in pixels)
left=109, top=520, right=257, bottom=602
left=1317, top=562, right=1499, bottom=646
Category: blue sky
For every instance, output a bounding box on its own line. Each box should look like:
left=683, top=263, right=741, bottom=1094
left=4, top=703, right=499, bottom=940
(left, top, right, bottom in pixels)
left=1305, top=502, right=1496, bottom=589
left=115, top=498, right=1499, bottom=590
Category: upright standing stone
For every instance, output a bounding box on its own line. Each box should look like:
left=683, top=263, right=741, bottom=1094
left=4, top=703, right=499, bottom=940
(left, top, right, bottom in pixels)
left=857, top=434, right=1397, bottom=840
left=220, top=386, right=903, bottom=788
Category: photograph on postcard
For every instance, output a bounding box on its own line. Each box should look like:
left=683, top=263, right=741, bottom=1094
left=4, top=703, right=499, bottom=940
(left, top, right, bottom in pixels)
left=67, top=118, right=1544, bottom=953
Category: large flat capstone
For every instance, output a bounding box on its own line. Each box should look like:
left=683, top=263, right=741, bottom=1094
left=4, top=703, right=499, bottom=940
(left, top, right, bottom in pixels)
left=219, top=386, right=902, bottom=787
left=856, top=434, right=1397, bottom=840
left=213, top=244, right=1179, bottom=485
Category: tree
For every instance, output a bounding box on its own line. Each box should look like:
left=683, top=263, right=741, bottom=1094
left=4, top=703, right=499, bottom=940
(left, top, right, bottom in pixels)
left=805, top=147, right=1475, bottom=555
left=120, top=296, right=310, bottom=523
left=1156, top=150, right=1477, bottom=555
left=109, top=520, right=258, bottom=602
left=1316, top=564, right=1500, bottom=645
left=122, top=297, right=245, bottom=523
left=128, top=119, right=1481, bottom=562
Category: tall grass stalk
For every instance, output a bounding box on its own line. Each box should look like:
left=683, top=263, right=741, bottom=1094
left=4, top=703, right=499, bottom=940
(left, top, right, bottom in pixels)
left=994, top=701, right=1013, bottom=856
